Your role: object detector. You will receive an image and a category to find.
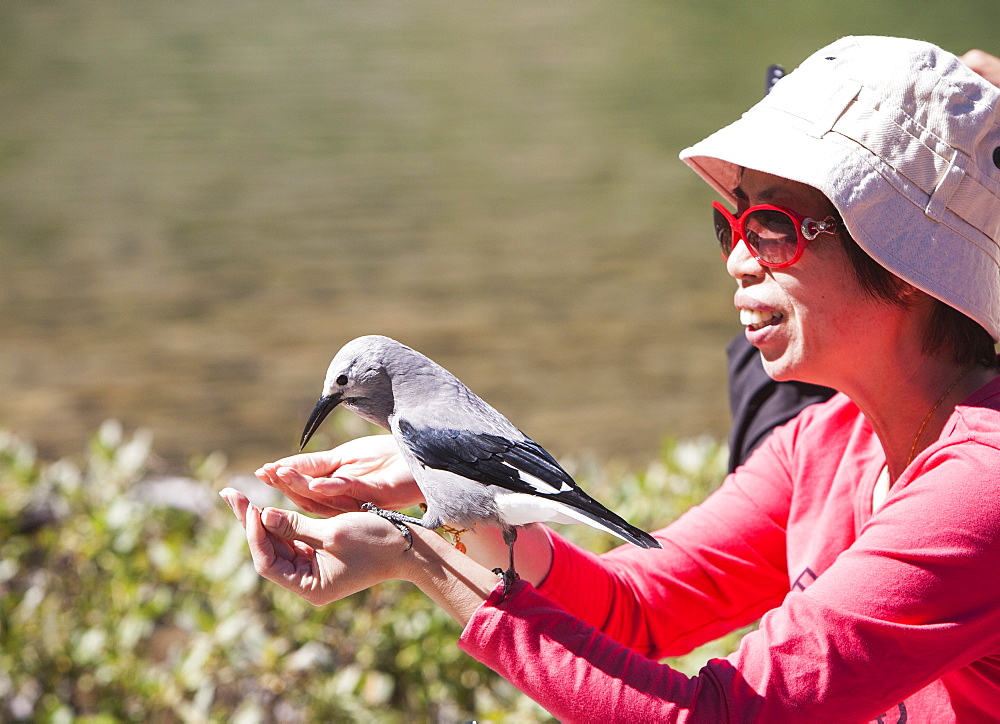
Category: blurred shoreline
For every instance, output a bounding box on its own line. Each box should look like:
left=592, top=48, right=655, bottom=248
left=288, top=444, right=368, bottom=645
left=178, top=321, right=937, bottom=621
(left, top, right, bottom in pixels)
left=2, top=3, right=993, bottom=473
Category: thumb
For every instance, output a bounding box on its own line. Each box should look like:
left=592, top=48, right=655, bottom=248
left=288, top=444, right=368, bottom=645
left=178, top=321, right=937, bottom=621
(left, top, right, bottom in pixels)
left=261, top=508, right=329, bottom=548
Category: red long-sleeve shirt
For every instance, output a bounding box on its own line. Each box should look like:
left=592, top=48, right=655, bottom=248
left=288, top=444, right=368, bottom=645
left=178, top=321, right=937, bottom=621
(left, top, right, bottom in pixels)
left=459, top=379, right=1000, bottom=722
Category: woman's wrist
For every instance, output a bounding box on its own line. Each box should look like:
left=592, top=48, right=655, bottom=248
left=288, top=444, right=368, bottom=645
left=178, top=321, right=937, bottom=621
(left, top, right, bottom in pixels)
left=402, top=525, right=500, bottom=626
left=458, top=523, right=555, bottom=588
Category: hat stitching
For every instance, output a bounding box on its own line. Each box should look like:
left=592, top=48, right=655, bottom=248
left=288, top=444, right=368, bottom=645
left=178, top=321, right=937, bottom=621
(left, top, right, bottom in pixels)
left=808, top=81, right=861, bottom=139
left=828, top=103, right=998, bottom=238
left=859, top=152, right=1000, bottom=260
left=926, top=149, right=967, bottom=222
left=834, top=143, right=999, bottom=257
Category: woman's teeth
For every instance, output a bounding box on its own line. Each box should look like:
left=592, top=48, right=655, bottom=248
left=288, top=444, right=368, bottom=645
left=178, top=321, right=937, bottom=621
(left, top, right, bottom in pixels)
left=740, top=308, right=781, bottom=330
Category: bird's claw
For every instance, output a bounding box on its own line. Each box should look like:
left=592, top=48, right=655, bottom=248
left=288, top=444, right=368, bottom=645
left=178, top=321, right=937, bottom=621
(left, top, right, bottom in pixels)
left=361, top=502, right=421, bottom=551
left=492, top=566, right=520, bottom=602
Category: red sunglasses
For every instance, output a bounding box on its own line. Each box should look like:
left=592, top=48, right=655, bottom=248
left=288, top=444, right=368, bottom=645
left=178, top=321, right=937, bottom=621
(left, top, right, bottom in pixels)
left=713, top=201, right=838, bottom=268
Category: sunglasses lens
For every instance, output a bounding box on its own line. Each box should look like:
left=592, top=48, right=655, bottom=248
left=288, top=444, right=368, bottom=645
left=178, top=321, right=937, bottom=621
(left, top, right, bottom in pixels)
left=712, top=206, right=734, bottom=258
left=743, top=209, right=799, bottom=265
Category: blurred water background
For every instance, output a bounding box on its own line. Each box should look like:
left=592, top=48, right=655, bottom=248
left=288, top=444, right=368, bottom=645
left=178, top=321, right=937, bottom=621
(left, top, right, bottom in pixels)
left=2, top=1, right=998, bottom=473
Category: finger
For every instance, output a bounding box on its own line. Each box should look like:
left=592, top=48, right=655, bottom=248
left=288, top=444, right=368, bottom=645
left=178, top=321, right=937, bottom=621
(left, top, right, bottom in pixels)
left=273, top=465, right=315, bottom=496
left=295, top=472, right=365, bottom=512
left=269, top=450, right=347, bottom=478
left=278, top=486, right=348, bottom=517
left=261, top=507, right=332, bottom=550
left=255, top=462, right=293, bottom=489
left=309, top=490, right=364, bottom=514
left=291, top=539, right=317, bottom=559
left=246, top=504, right=279, bottom=570
left=267, top=467, right=359, bottom=515
left=270, top=435, right=398, bottom=477
left=251, top=464, right=344, bottom=516
left=261, top=464, right=313, bottom=500
left=960, top=49, right=988, bottom=69
left=251, top=500, right=304, bottom=559
left=306, top=473, right=357, bottom=496
left=220, top=488, right=250, bottom=527
left=959, top=49, right=1000, bottom=87
left=254, top=465, right=275, bottom=487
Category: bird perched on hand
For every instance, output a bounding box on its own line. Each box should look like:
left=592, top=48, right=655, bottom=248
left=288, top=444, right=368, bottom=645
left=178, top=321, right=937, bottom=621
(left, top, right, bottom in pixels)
left=298, top=334, right=661, bottom=598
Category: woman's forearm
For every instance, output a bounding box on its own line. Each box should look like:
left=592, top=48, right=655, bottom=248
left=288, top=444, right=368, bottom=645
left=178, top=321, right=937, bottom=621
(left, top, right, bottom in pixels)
left=406, top=526, right=503, bottom=625
left=405, top=523, right=554, bottom=625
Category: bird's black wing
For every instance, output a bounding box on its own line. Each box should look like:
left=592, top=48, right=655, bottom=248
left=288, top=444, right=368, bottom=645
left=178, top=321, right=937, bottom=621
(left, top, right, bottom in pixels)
left=397, top=419, right=660, bottom=548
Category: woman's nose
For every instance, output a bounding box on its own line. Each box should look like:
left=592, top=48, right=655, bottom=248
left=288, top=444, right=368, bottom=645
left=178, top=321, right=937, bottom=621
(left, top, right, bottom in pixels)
left=726, top=237, right=767, bottom=282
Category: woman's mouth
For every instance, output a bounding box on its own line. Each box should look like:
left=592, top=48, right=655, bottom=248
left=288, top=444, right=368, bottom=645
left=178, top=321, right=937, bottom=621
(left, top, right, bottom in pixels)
left=739, top=308, right=783, bottom=331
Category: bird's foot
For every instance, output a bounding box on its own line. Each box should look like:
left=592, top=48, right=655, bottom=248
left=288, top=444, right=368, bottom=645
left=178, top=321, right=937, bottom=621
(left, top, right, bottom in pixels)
left=492, top=566, right=520, bottom=602
left=361, top=503, right=422, bottom=551
left=492, top=526, right=520, bottom=602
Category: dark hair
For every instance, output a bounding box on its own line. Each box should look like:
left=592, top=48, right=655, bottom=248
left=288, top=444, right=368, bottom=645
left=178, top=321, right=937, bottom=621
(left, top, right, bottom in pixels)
left=836, top=218, right=998, bottom=367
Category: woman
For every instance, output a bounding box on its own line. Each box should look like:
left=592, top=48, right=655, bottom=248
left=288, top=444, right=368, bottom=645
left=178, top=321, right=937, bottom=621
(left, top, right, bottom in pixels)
left=223, top=37, right=1000, bottom=720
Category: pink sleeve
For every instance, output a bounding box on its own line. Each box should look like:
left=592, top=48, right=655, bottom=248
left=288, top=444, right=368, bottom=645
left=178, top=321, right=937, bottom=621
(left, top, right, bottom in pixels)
left=458, top=446, right=1000, bottom=721
left=534, top=450, right=794, bottom=658
left=459, top=579, right=741, bottom=723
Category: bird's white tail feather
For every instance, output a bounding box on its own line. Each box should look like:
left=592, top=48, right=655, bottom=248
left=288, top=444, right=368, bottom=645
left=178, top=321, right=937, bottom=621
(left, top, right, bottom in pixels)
left=494, top=492, right=633, bottom=544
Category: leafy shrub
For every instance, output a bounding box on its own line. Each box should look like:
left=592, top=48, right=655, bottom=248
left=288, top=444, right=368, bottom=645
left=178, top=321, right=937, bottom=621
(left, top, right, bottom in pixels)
left=0, top=419, right=741, bottom=722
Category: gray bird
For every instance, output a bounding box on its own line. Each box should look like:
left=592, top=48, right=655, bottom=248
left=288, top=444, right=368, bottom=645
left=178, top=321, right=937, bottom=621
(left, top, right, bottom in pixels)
left=299, top=334, right=661, bottom=598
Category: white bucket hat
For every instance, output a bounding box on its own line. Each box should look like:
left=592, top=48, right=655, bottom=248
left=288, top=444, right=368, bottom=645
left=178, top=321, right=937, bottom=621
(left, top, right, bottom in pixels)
left=680, top=36, right=1000, bottom=341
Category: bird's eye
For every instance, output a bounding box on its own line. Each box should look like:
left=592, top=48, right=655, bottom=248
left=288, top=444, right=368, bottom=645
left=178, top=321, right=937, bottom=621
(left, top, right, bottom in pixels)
left=336, top=374, right=349, bottom=386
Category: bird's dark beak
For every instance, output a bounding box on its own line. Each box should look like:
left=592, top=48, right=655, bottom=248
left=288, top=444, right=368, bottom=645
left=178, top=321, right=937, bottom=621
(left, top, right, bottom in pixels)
left=299, top=392, right=342, bottom=452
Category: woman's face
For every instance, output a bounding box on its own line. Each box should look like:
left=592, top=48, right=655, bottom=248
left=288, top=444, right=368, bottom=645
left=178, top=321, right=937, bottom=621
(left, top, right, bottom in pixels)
left=727, top=170, right=907, bottom=388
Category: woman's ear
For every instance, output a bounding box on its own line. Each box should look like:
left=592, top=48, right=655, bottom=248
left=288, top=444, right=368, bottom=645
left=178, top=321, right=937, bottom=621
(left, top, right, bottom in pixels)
left=898, top=282, right=924, bottom=301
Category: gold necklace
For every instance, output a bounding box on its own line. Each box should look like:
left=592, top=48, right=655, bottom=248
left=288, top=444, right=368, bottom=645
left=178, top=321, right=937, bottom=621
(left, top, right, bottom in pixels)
left=906, top=364, right=974, bottom=466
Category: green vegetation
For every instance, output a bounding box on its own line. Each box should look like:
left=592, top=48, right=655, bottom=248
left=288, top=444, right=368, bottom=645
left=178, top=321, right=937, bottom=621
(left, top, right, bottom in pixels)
left=0, top=419, right=742, bottom=722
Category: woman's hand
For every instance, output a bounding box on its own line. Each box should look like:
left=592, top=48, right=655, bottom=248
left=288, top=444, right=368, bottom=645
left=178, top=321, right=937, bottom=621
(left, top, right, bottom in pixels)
left=220, top=488, right=415, bottom=606
left=254, top=435, right=422, bottom=517
left=220, top=488, right=500, bottom=621
left=960, top=49, right=1000, bottom=88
